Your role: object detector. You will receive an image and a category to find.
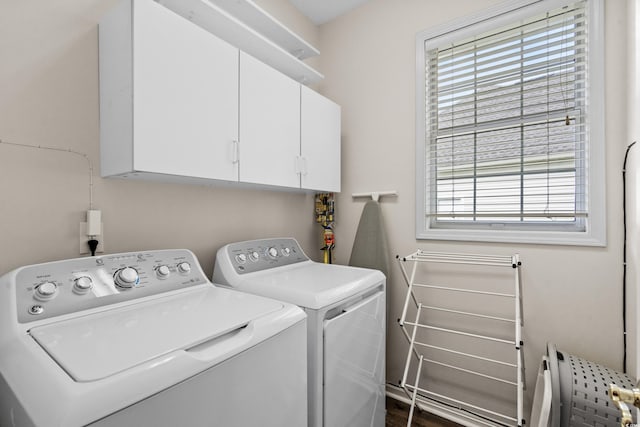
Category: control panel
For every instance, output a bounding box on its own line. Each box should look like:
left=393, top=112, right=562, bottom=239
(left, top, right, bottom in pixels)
left=223, top=238, right=309, bottom=275
left=12, top=249, right=208, bottom=323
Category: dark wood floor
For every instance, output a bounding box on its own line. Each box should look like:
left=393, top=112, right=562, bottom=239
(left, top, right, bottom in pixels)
left=385, top=397, right=462, bottom=427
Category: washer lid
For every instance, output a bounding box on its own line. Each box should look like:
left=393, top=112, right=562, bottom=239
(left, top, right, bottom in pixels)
left=29, top=286, right=283, bottom=382
left=233, top=263, right=385, bottom=309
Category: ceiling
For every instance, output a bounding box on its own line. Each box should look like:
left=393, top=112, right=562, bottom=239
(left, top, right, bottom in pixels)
left=288, top=0, right=370, bottom=25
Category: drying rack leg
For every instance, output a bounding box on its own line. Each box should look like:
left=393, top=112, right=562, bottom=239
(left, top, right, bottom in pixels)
left=399, top=258, right=418, bottom=326
left=401, top=305, right=423, bottom=388
left=407, top=355, right=425, bottom=427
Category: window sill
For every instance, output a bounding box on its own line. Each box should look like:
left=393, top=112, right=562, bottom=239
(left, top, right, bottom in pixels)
left=416, top=227, right=606, bottom=247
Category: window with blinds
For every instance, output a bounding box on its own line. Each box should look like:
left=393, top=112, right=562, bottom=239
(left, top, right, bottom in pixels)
left=416, top=0, right=605, bottom=245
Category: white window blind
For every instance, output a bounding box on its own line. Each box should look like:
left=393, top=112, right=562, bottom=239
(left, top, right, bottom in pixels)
left=423, top=0, right=596, bottom=236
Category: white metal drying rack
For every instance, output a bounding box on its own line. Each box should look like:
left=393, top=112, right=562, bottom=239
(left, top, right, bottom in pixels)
left=397, top=250, right=524, bottom=427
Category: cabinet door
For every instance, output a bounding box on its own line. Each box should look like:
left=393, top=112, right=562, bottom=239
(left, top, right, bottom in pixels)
left=323, top=292, right=386, bottom=427
left=133, top=0, right=239, bottom=181
left=239, top=52, right=300, bottom=188
left=300, top=87, right=341, bottom=192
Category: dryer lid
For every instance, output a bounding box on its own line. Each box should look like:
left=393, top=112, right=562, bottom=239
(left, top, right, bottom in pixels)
left=29, top=286, right=283, bottom=382
left=232, top=263, right=385, bottom=310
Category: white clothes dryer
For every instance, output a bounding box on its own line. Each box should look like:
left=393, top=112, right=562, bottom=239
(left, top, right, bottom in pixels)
left=0, top=249, right=307, bottom=427
left=213, top=237, right=386, bottom=427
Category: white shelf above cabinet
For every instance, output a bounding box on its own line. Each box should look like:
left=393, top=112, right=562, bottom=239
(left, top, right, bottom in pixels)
left=157, top=0, right=323, bottom=85
left=207, top=0, right=319, bottom=60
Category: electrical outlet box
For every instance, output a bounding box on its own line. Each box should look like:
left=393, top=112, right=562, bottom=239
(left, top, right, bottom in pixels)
left=79, top=222, right=105, bottom=254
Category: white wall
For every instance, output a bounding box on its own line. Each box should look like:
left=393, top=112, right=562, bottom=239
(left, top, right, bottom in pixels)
left=628, top=0, right=640, bottom=378
left=318, top=0, right=630, bottom=415
left=0, top=0, right=322, bottom=276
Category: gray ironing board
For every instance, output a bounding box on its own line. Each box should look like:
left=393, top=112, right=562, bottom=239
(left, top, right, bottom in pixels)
left=348, top=200, right=390, bottom=278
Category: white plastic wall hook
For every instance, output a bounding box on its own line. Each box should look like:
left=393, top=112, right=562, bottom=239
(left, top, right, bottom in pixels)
left=351, top=191, right=398, bottom=201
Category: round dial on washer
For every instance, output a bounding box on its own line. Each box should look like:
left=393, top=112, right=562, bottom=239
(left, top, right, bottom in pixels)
left=177, top=262, right=191, bottom=274
left=156, top=265, right=170, bottom=279
left=29, top=305, right=44, bottom=315
left=35, top=282, right=58, bottom=300
left=235, top=254, right=247, bottom=264
left=114, top=267, right=139, bottom=288
left=281, top=247, right=291, bottom=257
left=249, top=251, right=260, bottom=262
left=267, top=247, right=278, bottom=259
left=73, top=276, right=93, bottom=294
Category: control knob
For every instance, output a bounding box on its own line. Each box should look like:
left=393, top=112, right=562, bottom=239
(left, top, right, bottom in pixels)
left=73, top=276, right=93, bottom=294
left=249, top=251, right=260, bottom=262
left=177, top=262, right=191, bottom=274
left=267, top=247, right=278, bottom=259
left=235, top=253, right=247, bottom=264
left=281, top=247, right=291, bottom=257
left=35, top=281, right=58, bottom=301
left=156, top=265, right=170, bottom=279
left=114, top=267, right=139, bottom=289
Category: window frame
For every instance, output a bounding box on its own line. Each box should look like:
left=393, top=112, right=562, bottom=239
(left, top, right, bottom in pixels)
left=415, top=0, right=606, bottom=246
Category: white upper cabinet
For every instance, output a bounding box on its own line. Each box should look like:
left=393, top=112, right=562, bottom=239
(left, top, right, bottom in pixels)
left=100, top=0, right=239, bottom=181
left=239, top=52, right=301, bottom=188
left=99, top=0, right=340, bottom=192
left=300, top=86, right=341, bottom=192
left=238, top=53, right=341, bottom=191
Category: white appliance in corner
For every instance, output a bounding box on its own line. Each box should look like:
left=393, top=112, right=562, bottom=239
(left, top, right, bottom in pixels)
left=0, top=249, right=307, bottom=427
left=213, top=237, right=386, bottom=427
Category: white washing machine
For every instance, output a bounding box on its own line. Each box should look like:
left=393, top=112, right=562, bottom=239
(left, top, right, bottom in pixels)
left=0, top=249, right=307, bottom=427
left=213, top=237, right=386, bottom=427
